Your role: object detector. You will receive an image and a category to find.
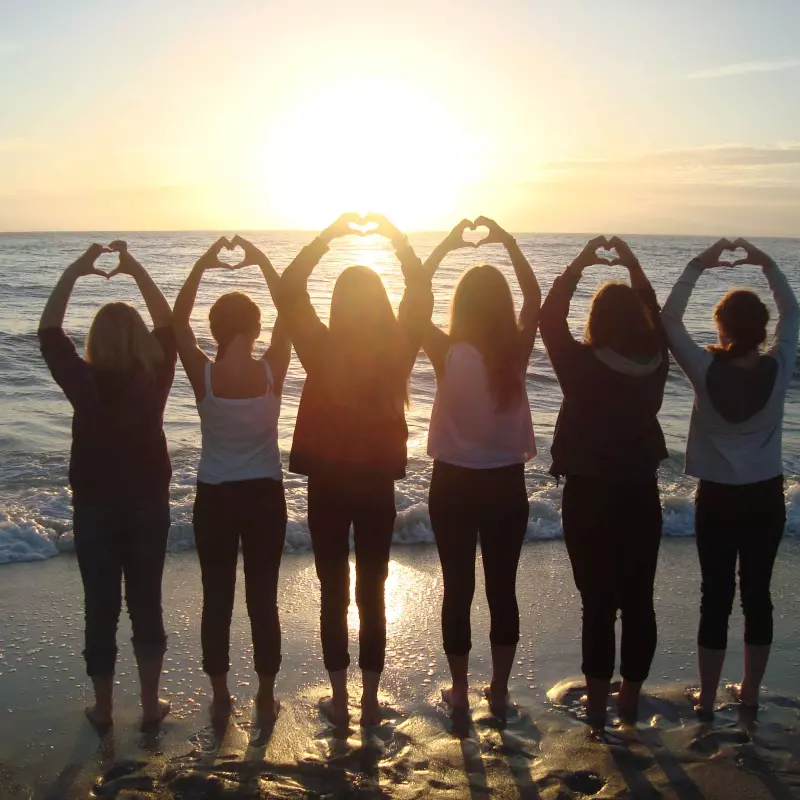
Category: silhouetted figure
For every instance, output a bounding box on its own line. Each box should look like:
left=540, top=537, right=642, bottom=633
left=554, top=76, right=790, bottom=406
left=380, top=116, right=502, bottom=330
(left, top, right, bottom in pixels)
left=275, top=213, right=431, bottom=727
left=173, top=235, right=290, bottom=728
left=540, top=236, right=669, bottom=732
left=662, top=237, right=800, bottom=721
left=39, top=241, right=175, bottom=728
left=421, top=217, right=540, bottom=717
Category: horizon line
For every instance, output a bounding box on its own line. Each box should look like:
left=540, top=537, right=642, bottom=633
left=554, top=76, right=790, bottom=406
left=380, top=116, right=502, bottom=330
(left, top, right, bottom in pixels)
left=1, top=228, right=799, bottom=241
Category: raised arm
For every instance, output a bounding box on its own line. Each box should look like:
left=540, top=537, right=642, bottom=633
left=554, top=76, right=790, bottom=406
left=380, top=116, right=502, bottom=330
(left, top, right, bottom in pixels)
left=40, top=243, right=110, bottom=330
left=229, top=235, right=291, bottom=393
left=608, top=236, right=668, bottom=364
left=107, top=241, right=172, bottom=329
left=365, top=214, right=435, bottom=374
left=661, top=238, right=732, bottom=387
left=38, top=244, right=110, bottom=405
left=417, top=220, right=476, bottom=376
left=274, top=215, right=369, bottom=371
left=475, top=216, right=541, bottom=361
left=172, top=237, right=232, bottom=400
left=734, top=238, right=800, bottom=379
left=540, top=236, right=609, bottom=377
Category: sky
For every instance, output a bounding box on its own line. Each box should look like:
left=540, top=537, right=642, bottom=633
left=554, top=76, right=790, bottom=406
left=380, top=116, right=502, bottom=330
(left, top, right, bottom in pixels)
left=0, top=0, right=799, bottom=235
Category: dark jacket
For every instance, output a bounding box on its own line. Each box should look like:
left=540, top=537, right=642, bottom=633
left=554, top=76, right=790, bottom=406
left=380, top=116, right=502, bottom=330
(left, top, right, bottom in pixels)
left=539, top=270, right=669, bottom=480
left=276, top=238, right=432, bottom=481
left=39, top=326, right=177, bottom=504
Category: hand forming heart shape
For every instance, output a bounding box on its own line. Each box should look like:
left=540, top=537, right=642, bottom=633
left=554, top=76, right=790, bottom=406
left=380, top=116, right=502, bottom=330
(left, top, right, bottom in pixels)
left=347, top=217, right=380, bottom=236
left=215, top=239, right=247, bottom=269
left=461, top=223, right=491, bottom=246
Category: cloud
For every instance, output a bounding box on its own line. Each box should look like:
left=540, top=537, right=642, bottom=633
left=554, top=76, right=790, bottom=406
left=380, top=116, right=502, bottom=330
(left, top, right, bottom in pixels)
left=543, top=144, right=800, bottom=175
left=687, top=59, right=800, bottom=80
left=0, top=42, right=21, bottom=55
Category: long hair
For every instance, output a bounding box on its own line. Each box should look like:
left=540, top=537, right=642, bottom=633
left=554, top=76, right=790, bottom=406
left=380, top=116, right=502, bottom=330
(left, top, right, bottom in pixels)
left=584, top=282, right=659, bottom=359
left=326, top=265, right=409, bottom=416
left=209, top=292, right=261, bottom=359
left=449, top=264, right=524, bottom=411
left=710, top=289, right=769, bottom=359
left=86, top=302, right=163, bottom=373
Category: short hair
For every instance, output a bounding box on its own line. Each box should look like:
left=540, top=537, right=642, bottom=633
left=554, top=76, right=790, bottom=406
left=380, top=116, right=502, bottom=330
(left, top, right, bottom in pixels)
left=712, top=289, right=769, bottom=358
left=208, top=292, right=261, bottom=355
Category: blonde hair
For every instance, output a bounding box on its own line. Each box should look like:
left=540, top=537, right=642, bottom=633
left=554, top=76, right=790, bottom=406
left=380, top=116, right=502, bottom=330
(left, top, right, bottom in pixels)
left=86, top=302, right=163, bottom=373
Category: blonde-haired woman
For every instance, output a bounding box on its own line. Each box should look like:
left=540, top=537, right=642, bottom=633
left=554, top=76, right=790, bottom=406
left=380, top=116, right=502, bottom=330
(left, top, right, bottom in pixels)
left=39, top=241, right=176, bottom=728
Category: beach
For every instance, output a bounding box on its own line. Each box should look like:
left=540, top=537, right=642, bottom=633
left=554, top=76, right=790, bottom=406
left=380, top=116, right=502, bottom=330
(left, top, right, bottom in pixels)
left=1, top=539, right=799, bottom=798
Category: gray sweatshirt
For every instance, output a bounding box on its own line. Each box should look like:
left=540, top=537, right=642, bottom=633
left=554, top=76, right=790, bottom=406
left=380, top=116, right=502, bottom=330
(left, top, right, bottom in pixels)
left=661, top=261, right=799, bottom=485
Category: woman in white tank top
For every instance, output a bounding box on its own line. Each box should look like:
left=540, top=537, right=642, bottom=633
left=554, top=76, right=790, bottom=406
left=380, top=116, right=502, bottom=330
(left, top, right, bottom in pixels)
left=421, top=217, right=540, bottom=718
left=173, top=235, right=290, bottom=730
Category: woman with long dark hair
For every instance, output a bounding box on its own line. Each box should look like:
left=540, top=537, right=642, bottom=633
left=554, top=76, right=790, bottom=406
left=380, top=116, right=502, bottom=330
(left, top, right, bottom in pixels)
left=173, top=235, right=290, bottom=727
left=421, top=217, right=539, bottom=716
left=276, top=213, right=431, bottom=727
left=39, top=241, right=175, bottom=727
left=662, top=238, right=799, bottom=720
left=540, top=236, right=669, bottom=732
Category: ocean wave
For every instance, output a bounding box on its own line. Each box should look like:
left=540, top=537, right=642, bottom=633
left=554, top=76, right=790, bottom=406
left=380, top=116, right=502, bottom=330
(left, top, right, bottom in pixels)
left=3, top=480, right=799, bottom=565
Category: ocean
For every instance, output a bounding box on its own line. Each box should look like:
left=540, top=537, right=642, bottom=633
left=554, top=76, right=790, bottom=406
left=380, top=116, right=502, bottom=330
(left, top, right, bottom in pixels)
left=2, top=231, right=799, bottom=564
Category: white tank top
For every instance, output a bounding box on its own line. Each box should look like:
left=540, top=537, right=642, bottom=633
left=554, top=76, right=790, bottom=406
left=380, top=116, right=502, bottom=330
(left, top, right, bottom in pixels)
left=428, top=342, right=536, bottom=469
left=197, top=361, right=283, bottom=484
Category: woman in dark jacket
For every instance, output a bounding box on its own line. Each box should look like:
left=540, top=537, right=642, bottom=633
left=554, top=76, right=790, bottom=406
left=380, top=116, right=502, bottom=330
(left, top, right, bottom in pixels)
left=39, top=241, right=176, bottom=728
left=276, top=213, right=432, bottom=727
left=540, top=236, right=668, bottom=732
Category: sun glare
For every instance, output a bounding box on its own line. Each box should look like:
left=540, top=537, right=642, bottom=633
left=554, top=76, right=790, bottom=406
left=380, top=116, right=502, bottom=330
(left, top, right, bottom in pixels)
left=256, top=77, right=485, bottom=230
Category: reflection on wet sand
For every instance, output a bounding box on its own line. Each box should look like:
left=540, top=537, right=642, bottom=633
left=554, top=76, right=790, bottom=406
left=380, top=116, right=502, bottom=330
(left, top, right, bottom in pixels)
left=12, top=682, right=797, bottom=799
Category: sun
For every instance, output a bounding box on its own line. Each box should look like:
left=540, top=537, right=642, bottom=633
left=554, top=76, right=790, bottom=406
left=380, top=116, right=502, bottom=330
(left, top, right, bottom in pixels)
left=253, top=76, right=485, bottom=230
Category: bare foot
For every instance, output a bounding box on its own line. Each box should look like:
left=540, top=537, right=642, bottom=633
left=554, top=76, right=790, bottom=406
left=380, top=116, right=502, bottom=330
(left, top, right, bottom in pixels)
left=616, top=681, right=641, bottom=726
left=255, top=695, right=281, bottom=728
left=484, top=685, right=510, bottom=718
left=360, top=696, right=381, bottom=727
left=85, top=704, right=113, bottom=728
left=319, top=696, right=349, bottom=727
left=142, top=698, right=171, bottom=725
left=210, top=695, right=233, bottom=728
left=441, top=685, right=469, bottom=712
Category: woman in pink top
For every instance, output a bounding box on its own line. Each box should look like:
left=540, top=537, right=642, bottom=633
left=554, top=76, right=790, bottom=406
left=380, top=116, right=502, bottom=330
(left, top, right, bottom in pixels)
left=422, top=216, right=540, bottom=717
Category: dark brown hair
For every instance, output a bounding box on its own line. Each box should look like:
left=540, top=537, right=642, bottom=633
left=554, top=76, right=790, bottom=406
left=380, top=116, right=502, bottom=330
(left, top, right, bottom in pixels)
left=450, top=264, right=524, bottom=412
left=584, top=282, right=659, bottom=359
left=710, top=289, right=769, bottom=358
left=209, top=292, right=261, bottom=358
left=326, top=266, right=409, bottom=415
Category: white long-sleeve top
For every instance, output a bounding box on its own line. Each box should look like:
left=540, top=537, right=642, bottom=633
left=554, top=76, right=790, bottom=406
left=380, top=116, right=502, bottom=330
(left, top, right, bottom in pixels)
left=661, top=260, right=799, bottom=485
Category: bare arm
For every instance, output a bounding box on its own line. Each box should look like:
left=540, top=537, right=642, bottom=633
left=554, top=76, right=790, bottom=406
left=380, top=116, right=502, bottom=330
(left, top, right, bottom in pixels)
left=475, top=216, right=541, bottom=361
left=172, top=237, right=231, bottom=401
left=40, top=243, right=110, bottom=330
left=418, top=220, right=476, bottom=377
left=227, top=235, right=291, bottom=392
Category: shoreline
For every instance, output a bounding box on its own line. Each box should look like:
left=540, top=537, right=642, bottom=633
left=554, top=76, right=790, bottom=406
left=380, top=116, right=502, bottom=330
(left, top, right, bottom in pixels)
left=1, top=540, right=799, bottom=797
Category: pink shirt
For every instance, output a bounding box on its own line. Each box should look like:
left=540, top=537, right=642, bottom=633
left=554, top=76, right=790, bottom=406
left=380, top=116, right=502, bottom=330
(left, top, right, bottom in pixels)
left=428, top=342, right=536, bottom=469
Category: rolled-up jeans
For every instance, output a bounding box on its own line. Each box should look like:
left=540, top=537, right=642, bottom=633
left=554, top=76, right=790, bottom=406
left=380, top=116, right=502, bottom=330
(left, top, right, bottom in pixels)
left=73, top=499, right=171, bottom=677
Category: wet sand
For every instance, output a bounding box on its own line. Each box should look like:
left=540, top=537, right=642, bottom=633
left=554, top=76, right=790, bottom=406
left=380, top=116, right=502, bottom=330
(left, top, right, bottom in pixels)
left=1, top=539, right=799, bottom=798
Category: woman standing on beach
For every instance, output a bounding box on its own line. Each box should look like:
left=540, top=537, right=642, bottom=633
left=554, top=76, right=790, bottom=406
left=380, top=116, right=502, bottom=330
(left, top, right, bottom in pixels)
left=421, top=216, right=539, bottom=717
left=276, top=212, right=431, bottom=727
left=662, top=238, right=799, bottom=720
left=39, top=241, right=175, bottom=728
left=539, top=236, right=669, bottom=732
left=173, top=235, right=290, bottom=728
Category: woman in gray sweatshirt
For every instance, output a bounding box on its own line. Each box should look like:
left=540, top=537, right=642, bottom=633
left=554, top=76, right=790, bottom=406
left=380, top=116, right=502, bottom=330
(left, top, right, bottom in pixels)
left=661, top=237, right=799, bottom=721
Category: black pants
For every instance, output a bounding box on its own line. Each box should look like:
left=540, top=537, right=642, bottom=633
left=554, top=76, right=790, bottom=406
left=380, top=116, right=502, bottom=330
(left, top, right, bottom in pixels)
left=429, top=461, right=530, bottom=656
left=193, top=478, right=287, bottom=676
left=695, top=476, right=785, bottom=650
left=562, top=475, right=662, bottom=682
left=73, top=499, right=171, bottom=678
left=307, top=474, right=397, bottom=673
